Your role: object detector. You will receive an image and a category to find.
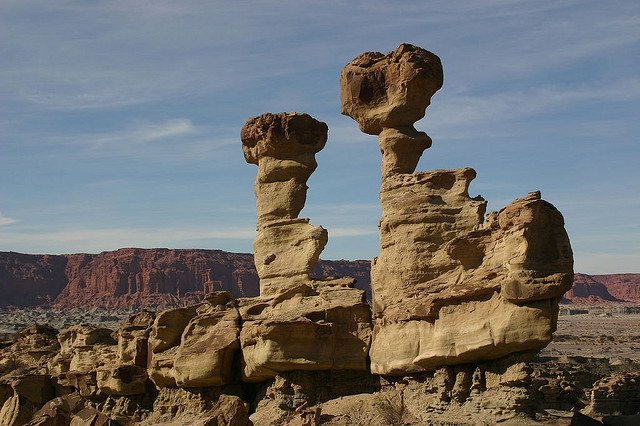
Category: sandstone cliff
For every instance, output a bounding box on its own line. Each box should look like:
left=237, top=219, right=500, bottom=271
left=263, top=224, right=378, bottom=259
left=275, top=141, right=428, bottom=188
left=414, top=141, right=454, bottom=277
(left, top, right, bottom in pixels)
left=588, top=273, right=640, bottom=302
left=563, top=274, right=627, bottom=305
left=0, top=249, right=372, bottom=309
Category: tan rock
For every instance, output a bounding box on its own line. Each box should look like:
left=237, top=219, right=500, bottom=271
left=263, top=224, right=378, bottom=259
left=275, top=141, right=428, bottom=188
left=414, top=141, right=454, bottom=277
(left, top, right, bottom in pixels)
left=587, top=372, right=640, bottom=416
left=240, top=112, right=373, bottom=381
left=341, top=44, right=574, bottom=375
left=116, top=310, right=154, bottom=367
left=147, top=292, right=240, bottom=388
left=239, top=280, right=371, bottom=382
left=173, top=302, right=240, bottom=387
left=95, top=365, right=147, bottom=396
left=27, top=393, right=85, bottom=426
left=147, top=306, right=197, bottom=355
left=69, top=345, right=118, bottom=373
left=340, top=43, right=443, bottom=136
left=241, top=112, right=327, bottom=226
left=58, top=325, right=115, bottom=355
left=69, top=407, right=111, bottom=426
left=253, top=219, right=327, bottom=296
left=241, top=112, right=328, bottom=297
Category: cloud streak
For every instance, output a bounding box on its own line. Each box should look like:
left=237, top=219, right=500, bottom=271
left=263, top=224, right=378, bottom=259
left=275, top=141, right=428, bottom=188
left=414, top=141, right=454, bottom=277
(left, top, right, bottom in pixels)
left=0, top=213, right=16, bottom=226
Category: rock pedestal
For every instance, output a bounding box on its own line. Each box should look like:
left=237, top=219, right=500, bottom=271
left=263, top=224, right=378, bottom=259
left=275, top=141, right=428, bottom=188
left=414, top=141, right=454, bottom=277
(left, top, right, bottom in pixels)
left=240, top=112, right=372, bottom=381
left=341, top=43, right=574, bottom=375
left=241, top=112, right=328, bottom=297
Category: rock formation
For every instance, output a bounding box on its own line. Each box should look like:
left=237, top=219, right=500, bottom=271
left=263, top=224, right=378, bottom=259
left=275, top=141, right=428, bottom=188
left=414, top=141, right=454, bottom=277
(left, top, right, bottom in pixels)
left=241, top=112, right=329, bottom=296
left=341, top=43, right=574, bottom=375
left=563, top=274, right=626, bottom=304
left=0, top=44, right=596, bottom=425
left=239, top=112, right=371, bottom=381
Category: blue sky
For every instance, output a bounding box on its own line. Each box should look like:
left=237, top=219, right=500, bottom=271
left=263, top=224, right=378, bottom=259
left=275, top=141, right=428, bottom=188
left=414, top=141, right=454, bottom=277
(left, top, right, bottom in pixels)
left=1, top=0, right=638, bottom=274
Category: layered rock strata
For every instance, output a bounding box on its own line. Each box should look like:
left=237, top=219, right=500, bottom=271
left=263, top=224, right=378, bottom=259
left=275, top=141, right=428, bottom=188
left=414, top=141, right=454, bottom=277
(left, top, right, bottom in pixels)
left=239, top=112, right=371, bottom=381
left=341, top=43, right=574, bottom=374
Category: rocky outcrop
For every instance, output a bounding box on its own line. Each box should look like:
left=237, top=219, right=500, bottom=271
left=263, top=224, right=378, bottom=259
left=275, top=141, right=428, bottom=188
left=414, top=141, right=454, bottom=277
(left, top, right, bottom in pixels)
left=239, top=112, right=372, bottom=382
left=587, top=274, right=640, bottom=302
left=0, top=253, right=68, bottom=307
left=3, top=249, right=636, bottom=310
left=563, top=274, right=627, bottom=304
left=58, top=248, right=260, bottom=309
left=587, top=373, right=640, bottom=416
left=241, top=112, right=329, bottom=297
left=341, top=43, right=574, bottom=375
left=148, top=292, right=240, bottom=388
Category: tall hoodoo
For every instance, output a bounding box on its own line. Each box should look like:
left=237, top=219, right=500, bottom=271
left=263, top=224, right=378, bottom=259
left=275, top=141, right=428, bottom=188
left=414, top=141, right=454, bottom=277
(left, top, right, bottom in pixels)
left=241, top=112, right=329, bottom=297
left=239, top=112, right=372, bottom=382
left=341, top=44, right=574, bottom=374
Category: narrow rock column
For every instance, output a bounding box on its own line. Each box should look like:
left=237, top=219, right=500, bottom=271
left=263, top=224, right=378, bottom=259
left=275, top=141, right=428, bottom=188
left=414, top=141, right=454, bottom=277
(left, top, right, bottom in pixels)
left=241, top=112, right=328, bottom=297
left=340, top=43, right=446, bottom=316
left=239, top=113, right=372, bottom=382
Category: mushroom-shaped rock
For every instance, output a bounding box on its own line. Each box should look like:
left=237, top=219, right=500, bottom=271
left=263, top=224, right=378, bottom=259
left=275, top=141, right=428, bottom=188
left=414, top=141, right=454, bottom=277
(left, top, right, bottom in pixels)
left=340, top=43, right=443, bottom=136
left=341, top=44, right=574, bottom=375
left=341, top=44, right=441, bottom=177
left=241, top=112, right=330, bottom=297
left=241, top=112, right=328, bottom=225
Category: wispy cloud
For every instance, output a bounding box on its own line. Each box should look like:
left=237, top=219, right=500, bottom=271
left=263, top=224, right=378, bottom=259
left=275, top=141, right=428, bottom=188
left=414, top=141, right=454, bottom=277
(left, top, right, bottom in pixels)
left=330, top=227, right=378, bottom=237
left=0, top=213, right=16, bottom=226
left=85, top=118, right=197, bottom=148
left=425, top=78, right=640, bottom=136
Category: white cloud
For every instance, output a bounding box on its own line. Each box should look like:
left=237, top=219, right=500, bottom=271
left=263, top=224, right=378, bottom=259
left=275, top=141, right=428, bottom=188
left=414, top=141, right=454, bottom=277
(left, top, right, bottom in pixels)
left=85, top=118, right=198, bottom=149
left=0, top=212, right=16, bottom=226
left=425, top=78, right=640, bottom=135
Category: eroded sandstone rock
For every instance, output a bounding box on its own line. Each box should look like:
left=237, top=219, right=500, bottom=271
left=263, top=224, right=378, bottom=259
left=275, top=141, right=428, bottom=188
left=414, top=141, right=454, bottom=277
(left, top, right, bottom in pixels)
left=241, top=112, right=328, bottom=296
left=240, top=112, right=372, bottom=381
left=147, top=292, right=240, bottom=388
left=239, top=279, right=371, bottom=382
left=341, top=43, right=574, bottom=375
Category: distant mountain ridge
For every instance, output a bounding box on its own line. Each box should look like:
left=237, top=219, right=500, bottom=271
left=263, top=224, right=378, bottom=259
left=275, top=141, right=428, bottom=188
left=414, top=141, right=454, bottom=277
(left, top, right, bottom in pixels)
left=0, top=248, right=371, bottom=309
left=0, top=248, right=637, bottom=308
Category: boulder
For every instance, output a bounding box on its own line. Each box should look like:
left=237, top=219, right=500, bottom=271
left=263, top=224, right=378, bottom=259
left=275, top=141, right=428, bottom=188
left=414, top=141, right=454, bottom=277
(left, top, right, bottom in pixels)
left=95, top=365, right=147, bottom=396
left=147, top=292, right=240, bottom=387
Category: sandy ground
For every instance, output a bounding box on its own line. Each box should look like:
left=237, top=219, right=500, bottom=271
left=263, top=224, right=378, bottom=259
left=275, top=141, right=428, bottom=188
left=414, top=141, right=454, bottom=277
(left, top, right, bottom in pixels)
left=541, top=313, right=640, bottom=360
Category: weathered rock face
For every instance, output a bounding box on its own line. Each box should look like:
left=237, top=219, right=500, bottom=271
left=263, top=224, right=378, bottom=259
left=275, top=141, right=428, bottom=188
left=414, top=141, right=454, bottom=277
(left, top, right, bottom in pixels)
left=564, top=274, right=626, bottom=304
left=239, top=279, right=371, bottom=382
left=0, top=249, right=373, bottom=310
left=340, top=43, right=443, bottom=136
left=241, top=112, right=329, bottom=297
left=592, top=274, right=640, bottom=302
left=57, top=248, right=260, bottom=309
left=239, top=112, right=372, bottom=381
left=341, top=43, right=574, bottom=375
left=587, top=372, right=640, bottom=416
left=0, top=253, right=68, bottom=307
left=147, top=292, right=240, bottom=388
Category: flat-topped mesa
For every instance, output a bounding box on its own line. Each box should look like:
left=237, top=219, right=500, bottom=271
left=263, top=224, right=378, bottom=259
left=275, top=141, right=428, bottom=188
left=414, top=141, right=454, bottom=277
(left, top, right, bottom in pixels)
left=341, top=44, right=574, bottom=375
left=340, top=43, right=442, bottom=177
left=241, top=112, right=329, bottom=296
